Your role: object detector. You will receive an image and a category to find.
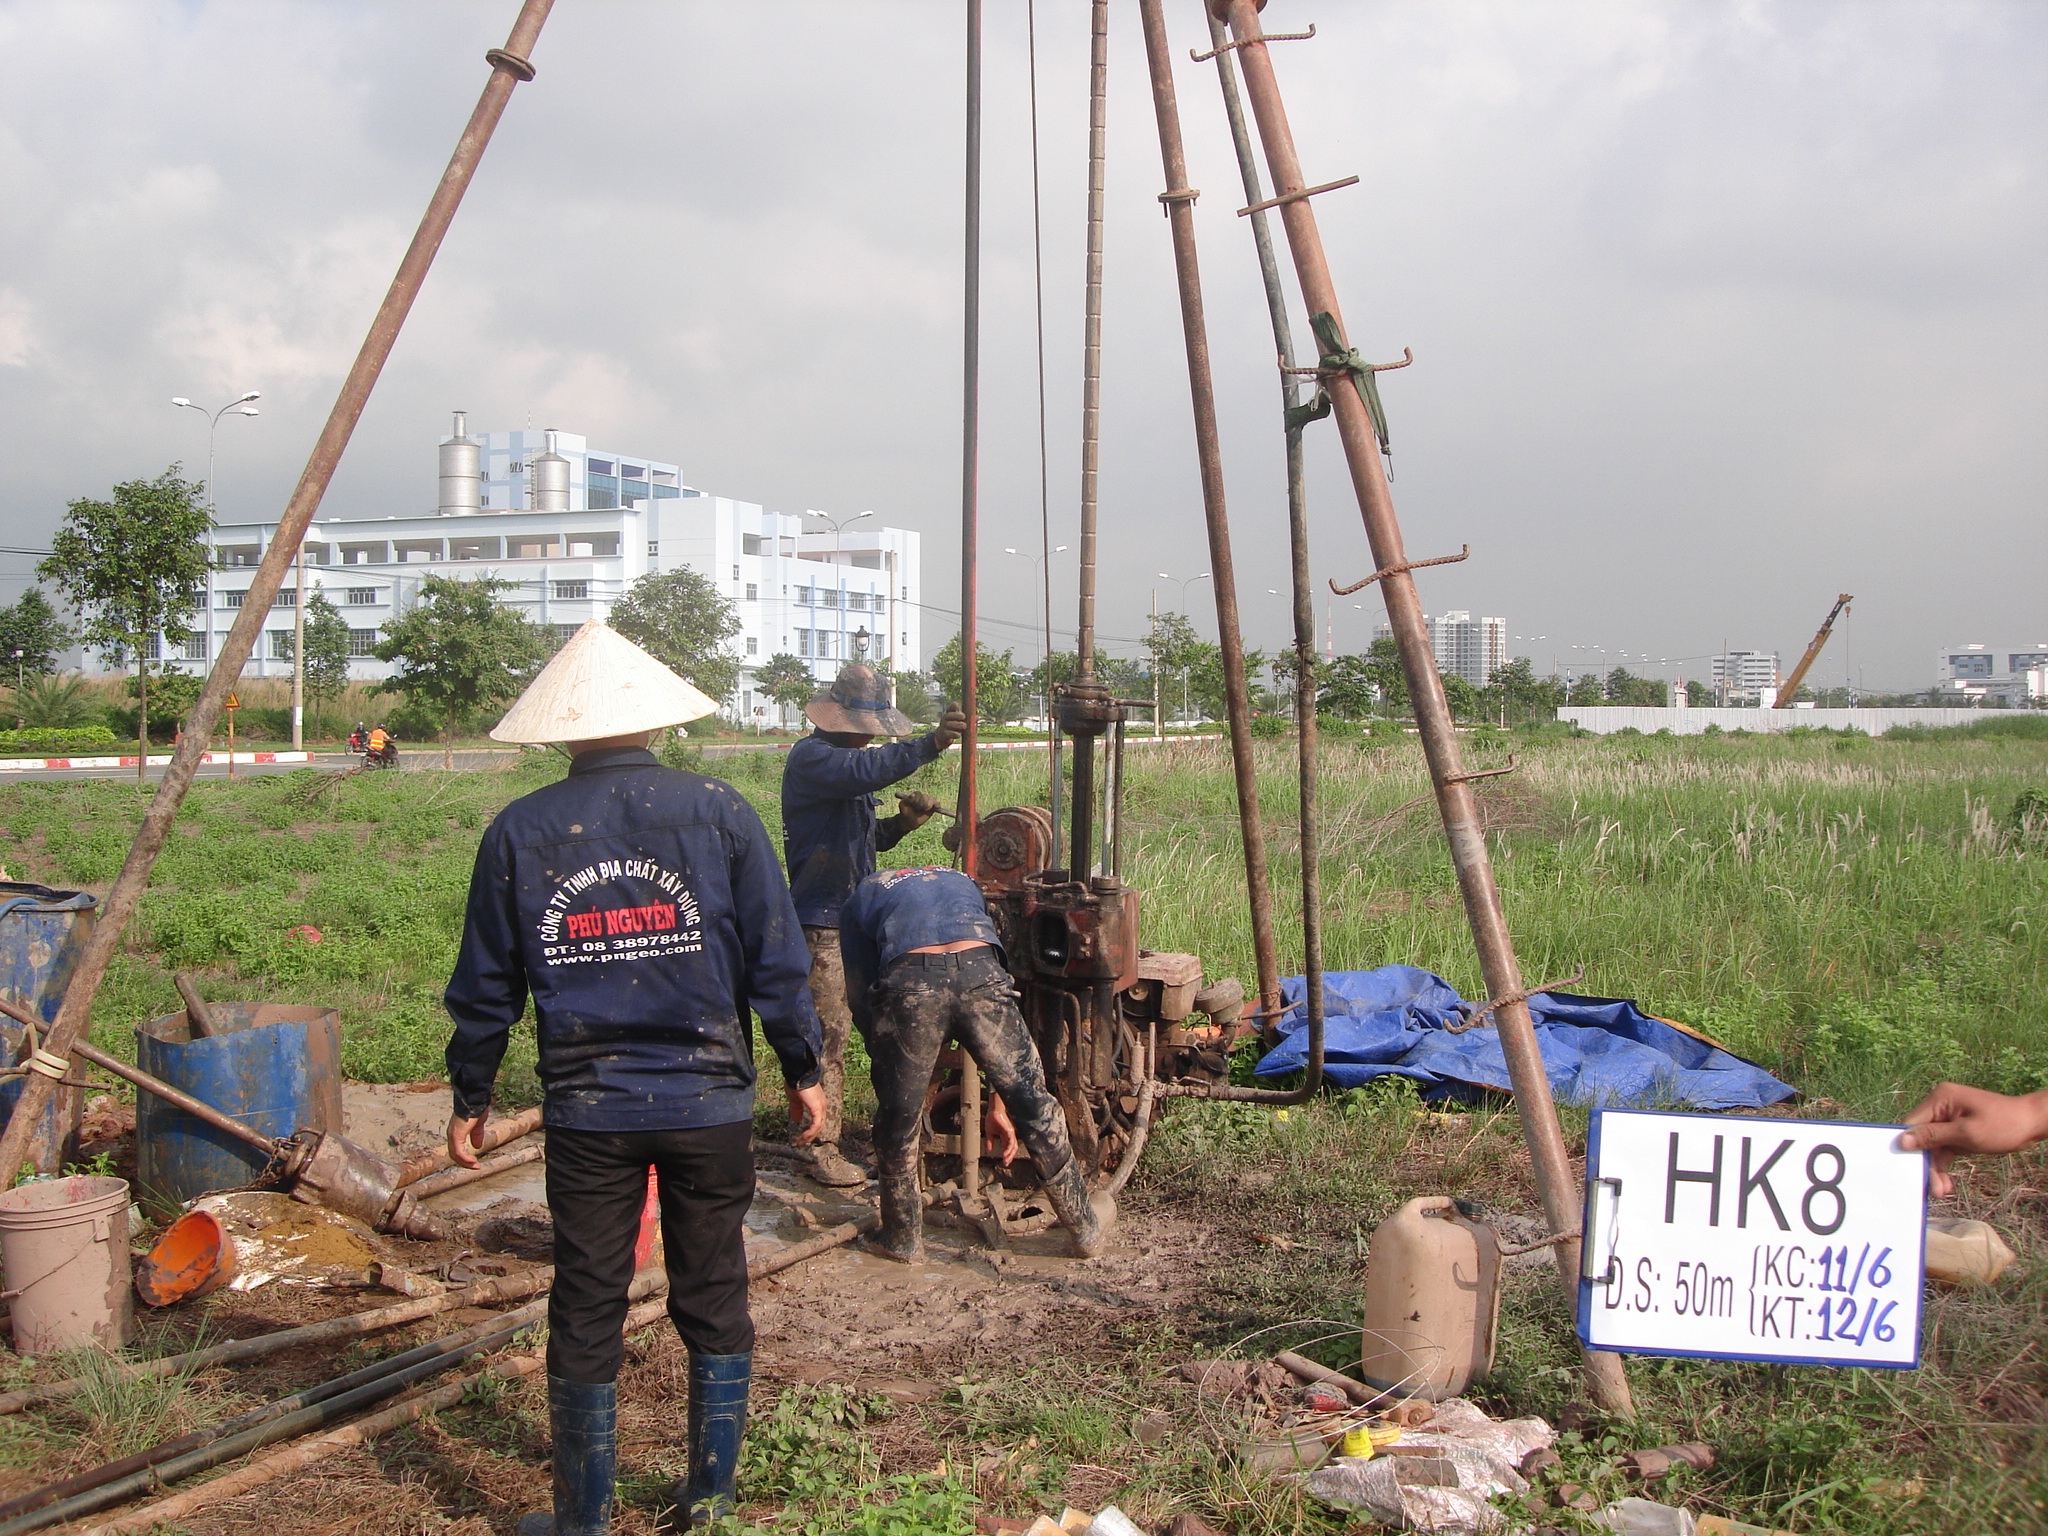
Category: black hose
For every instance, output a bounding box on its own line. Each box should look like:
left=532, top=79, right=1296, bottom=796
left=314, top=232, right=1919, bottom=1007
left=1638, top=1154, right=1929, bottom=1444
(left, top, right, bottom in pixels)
left=0, top=1300, right=546, bottom=1534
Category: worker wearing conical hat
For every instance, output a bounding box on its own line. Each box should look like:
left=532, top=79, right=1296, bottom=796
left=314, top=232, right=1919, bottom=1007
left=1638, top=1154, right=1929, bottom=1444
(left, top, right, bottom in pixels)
left=780, top=659, right=968, bottom=1187
left=443, top=622, right=826, bottom=1535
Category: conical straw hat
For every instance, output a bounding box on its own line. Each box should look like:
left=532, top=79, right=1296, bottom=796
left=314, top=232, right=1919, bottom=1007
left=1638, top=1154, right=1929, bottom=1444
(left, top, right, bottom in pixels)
left=490, top=622, right=718, bottom=744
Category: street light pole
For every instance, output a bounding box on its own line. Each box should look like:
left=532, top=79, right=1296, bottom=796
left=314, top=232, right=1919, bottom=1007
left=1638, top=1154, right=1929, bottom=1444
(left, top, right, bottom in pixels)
left=1158, top=571, right=1209, bottom=720
left=172, top=394, right=261, bottom=511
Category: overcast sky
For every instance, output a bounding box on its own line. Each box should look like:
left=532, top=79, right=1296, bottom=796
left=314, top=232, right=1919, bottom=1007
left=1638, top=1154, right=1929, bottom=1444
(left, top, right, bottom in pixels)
left=2, top=1, right=2040, bottom=690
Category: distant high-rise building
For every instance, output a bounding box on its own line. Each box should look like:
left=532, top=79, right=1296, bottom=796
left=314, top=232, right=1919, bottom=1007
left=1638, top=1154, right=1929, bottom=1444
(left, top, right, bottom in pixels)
left=1710, top=650, right=1781, bottom=704
left=1370, top=610, right=1507, bottom=688
left=1934, top=643, right=2048, bottom=706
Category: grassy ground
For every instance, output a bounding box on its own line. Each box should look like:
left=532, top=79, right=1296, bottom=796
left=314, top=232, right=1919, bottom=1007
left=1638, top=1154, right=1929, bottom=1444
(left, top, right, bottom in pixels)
left=0, top=726, right=2042, bottom=1532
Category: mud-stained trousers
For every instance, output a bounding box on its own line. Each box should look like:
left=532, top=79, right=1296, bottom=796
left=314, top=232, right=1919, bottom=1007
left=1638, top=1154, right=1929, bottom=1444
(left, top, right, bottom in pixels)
left=856, top=946, right=1077, bottom=1254
left=802, top=925, right=854, bottom=1146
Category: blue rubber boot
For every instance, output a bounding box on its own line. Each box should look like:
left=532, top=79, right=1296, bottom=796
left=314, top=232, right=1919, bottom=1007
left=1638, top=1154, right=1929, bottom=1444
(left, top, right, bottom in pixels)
left=517, top=1376, right=616, bottom=1536
left=673, top=1351, right=751, bottom=1528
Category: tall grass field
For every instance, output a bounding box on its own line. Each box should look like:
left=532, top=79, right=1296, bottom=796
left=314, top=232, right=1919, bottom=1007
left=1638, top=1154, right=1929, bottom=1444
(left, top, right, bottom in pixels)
left=0, top=724, right=2041, bottom=1531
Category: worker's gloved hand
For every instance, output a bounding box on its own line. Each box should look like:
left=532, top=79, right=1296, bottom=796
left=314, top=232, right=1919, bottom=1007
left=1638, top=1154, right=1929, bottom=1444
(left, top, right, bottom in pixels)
left=932, top=704, right=971, bottom=752
left=895, top=790, right=942, bottom=830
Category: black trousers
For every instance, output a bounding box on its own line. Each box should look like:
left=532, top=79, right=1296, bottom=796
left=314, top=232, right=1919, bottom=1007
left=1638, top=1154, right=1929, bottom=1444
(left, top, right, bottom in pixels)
left=857, top=948, right=1075, bottom=1191
left=544, top=1120, right=755, bottom=1384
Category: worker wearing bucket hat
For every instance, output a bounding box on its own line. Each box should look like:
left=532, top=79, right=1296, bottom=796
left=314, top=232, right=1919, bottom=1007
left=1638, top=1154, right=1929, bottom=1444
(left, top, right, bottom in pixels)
left=781, top=660, right=968, bottom=1187
left=442, top=623, right=827, bottom=1535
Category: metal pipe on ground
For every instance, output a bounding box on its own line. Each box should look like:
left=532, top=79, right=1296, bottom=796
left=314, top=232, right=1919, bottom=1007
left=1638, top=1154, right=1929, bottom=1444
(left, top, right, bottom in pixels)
left=0, top=1293, right=556, bottom=1533
left=0, top=0, right=556, bottom=1184
left=1213, top=0, right=1633, bottom=1419
left=10, top=1013, right=448, bottom=1243
left=399, top=1141, right=544, bottom=1203
left=396, top=1105, right=543, bottom=1187
left=70, top=1227, right=877, bottom=1536
left=0, top=1266, right=556, bottom=1417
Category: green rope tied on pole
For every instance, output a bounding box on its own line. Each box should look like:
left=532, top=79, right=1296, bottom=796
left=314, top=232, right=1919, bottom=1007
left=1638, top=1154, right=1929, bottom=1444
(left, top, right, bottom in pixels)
left=1310, top=311, right=1392, bottom=455
left=1284, top=390, right=1331, bottom=434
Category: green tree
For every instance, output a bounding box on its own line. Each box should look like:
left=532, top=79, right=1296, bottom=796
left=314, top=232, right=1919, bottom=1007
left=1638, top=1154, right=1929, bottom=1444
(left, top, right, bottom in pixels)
left=1144, top=611, right=1201, bottom=721
left=1184, top=643, right=1268, bottom=723
left=755, top=653, right=819, bottom=725
left=301, top=588, right=354, bottom=721
left=1566, top=673, right=1605, bottom=707
left=932, top=634, right=1018, bottom=723
left=1604, top=666, right=1667, bottom=707
left=1362, top=636, right=1408, bottom=716
left=38, top=466, right=212, bottom=780
left=886, top=668, right=936, bottom=724
left=1318, top=653, right=1380, bottom=719
left=124, top=665, right=204, bottom=741
left=1482, top=656, right=1564, bottom=725
left=7, top=674, right=100, bottom=731
left=607, top=566, right=743, bottom=703
left=1685, top=679, right=1714, bottom=707
left=0, top=589, right=69, bottom=676
left=372, top=574, right=547, bottom=765
left=1439, top=671, right=1481, bottom=722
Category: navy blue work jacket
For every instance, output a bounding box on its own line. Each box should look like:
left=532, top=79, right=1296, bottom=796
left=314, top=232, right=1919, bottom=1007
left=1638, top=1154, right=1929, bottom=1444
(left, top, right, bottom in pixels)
left=445, top=747, right=823, bottom=1133
left=838, top=865, right=1005, bottom=1034
left=780, top=729, right=942, bottom=928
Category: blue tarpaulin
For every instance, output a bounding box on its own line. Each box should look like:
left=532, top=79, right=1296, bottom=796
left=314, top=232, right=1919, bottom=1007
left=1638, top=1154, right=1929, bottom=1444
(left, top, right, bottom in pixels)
left=1253, top=965, right=1795, bottom=1111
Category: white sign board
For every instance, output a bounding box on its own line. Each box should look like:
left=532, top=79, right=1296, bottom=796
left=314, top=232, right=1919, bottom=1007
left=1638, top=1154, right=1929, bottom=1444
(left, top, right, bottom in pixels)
left=1578, top=1109, right=1924, bottom=1369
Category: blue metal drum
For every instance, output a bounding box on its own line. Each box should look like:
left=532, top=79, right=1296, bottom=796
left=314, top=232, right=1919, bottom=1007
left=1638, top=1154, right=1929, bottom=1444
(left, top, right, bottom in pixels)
left=0, top=882, right=99, bottom=1160
left=134, top=1003, right=344, bottom=1210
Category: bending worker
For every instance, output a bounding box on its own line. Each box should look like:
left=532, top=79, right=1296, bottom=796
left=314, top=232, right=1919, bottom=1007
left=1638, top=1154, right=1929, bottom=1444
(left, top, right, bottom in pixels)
left=443, top=622, right=826, bottom=1536
left=780, top=659, right=967, bottom=1185
left=839, top=863, right=1114, bottom=1262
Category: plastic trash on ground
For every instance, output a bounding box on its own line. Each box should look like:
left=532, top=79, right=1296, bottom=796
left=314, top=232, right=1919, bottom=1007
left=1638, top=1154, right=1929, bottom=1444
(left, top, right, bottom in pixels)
left=1298, top=1396, right=1553, bottom=1533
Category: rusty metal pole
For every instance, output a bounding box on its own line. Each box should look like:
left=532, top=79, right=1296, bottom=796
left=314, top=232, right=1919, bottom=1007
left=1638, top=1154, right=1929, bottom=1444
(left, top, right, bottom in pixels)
left=957, top=0, right=982, bottom=870
left=1133, top=0, right=1280, bottom=1018
left=1215, top=0, right=1633, bottom=1418
left=1066, top=0, right=1110, bottom=877
left=0, top=0, right=556, bottom=1181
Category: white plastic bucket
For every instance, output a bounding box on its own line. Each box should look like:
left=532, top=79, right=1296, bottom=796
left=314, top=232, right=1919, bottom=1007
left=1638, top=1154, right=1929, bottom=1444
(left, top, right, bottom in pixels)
left=0, top=1174, right=134, bottom=1353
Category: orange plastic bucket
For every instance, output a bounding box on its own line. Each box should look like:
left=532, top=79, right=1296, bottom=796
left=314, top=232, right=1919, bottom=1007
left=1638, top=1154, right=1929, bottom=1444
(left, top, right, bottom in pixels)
left=135, top=1207, right=237, bottom=1306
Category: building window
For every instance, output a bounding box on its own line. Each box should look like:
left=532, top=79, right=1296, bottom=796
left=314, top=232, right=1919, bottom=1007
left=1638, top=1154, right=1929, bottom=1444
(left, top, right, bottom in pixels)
left=732, top=564, right=740, bottom=580
left=621, top=464, right=645, bottom=479
left=143, top=634, right=162, bottom=661
left=648, top=541, right=659, bottom=557
left=746, top=637, right=759, bottom=656
left=744, top=583, right=758, bottom=601
left=272, top=589, right=296, bottom=608
left=794, top=585, right=812, bottom=606
left=587, top=458, right=614, bottom=476
left=550, top=624, right=579, bottom=648
left=269, top=630, right=293, bottom=661
left=347, top=628, right=378, bottom=657
left=847, top=592, right=867, bottom=612
left=1948, top=654, right=1993, bottom=677
left=221, top=591, right=246, bottom=609
left=183, top=634, right=208, bottom=661
left=589, top=489, right=618, bottom=510
left=345, top=587, right=377, bottom=606
left=797, top=629, right=812, bottom=657
left=820, top=589, right=839, bottom=609
left=554, top=580, right=589, bottom=600
left=742, top=534, right=766, bottom=555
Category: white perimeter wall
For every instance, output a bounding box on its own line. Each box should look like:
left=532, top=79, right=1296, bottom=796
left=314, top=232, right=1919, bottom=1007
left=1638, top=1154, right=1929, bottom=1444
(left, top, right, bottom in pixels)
left=1559, top=707, right=2001, bottom=736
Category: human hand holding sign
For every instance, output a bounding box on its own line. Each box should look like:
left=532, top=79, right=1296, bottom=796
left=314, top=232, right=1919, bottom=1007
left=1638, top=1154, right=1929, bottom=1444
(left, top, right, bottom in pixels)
left=1899, top=1083, right=2048, bottom=1196
left=786, top=1083, right=830, bottom=1146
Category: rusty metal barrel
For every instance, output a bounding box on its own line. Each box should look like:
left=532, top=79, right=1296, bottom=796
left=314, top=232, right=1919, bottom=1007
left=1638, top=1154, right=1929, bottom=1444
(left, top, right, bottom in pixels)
left=135, top=1003, right=343, bottom=1210
left=0, top=882, right=99, bottom=1162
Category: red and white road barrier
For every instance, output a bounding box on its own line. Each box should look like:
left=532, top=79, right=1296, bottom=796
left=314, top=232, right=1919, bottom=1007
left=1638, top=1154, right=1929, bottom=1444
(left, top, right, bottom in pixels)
left=0, top=751, right=314, bottom=772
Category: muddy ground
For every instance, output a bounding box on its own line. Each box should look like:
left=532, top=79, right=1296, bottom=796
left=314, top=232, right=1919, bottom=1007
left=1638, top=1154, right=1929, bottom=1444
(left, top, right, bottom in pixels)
left=0, top=1082, right=1242, bottom=1535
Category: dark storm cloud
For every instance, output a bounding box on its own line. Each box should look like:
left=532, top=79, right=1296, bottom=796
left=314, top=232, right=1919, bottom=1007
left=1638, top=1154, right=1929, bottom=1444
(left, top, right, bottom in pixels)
left=0, top=1, right=2039, bottom=688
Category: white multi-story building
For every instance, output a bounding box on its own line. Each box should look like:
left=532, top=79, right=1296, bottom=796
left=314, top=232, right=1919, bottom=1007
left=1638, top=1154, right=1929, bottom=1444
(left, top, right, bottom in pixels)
left=1934, top=643, right=2048, bottom=707
left=1372, top=610, right=1507, bottom=688
left=1709, top=650, right=1781, bottom=705
left=109, top=415, right=922, bottom=726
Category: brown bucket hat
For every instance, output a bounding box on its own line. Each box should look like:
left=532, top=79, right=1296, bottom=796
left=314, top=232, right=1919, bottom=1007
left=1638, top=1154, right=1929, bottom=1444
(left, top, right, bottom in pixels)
left=804, top=661, right=915, bottom=737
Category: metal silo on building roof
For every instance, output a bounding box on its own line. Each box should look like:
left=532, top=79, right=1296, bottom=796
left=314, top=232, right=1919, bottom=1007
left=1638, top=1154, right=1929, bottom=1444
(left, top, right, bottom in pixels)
left=532, top=429, right=571, bottom=512
left=438, top=410, right=481, bottom=516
